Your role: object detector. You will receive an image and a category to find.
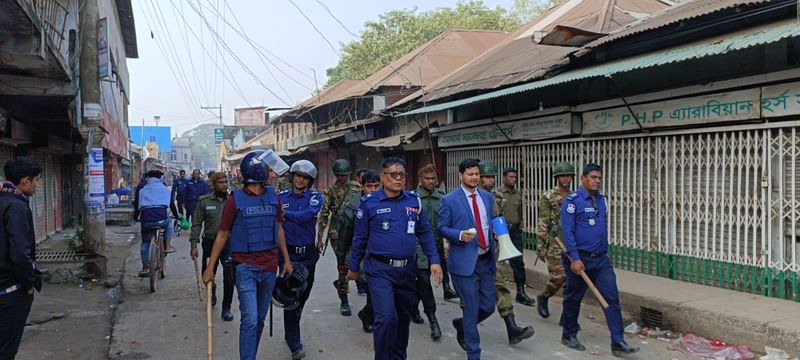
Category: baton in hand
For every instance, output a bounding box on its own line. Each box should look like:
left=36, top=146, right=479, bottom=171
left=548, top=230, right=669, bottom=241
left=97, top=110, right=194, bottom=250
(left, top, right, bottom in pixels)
left=553, top=237, right=610, bottom=309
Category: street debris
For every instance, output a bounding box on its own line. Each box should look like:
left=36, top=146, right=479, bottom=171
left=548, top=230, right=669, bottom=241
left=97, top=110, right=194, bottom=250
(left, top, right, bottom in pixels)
left=672, top=333, right=755, bottom=360
left=625, top=322, right=641, bottom=334
left=760, top=346, right=798, bottom=360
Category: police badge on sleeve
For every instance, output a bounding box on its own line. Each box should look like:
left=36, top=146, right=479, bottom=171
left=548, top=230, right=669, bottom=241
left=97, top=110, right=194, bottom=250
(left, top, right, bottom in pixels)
left=566, top=203, right=575, bottom=214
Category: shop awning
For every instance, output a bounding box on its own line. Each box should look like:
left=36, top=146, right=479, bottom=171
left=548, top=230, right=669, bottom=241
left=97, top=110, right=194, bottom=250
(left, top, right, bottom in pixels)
left=399, top=19, right=800, bottom=117
left=362, top=130, right=421, bottom=148
left=225, top=152, right=245, bottom=162
left=289, top=131, right=348, bottom=150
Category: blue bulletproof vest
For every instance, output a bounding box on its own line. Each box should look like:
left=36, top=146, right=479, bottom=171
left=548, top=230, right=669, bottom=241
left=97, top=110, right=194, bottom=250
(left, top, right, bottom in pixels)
left=229, top=187, right=278, bottom=253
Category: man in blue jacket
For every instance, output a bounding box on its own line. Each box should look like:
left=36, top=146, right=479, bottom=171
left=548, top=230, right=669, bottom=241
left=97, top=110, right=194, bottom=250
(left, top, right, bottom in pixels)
left=184, top=169, right=210, bottom=222
left=0, top=158, right=43, bottom=359
left=171, top=169, right=188, bottom=234
left=439, top=158, right=496, bottom=360
left=279, top=160, right=323, bottom=360
left=134, top=170, right=179, bottom=277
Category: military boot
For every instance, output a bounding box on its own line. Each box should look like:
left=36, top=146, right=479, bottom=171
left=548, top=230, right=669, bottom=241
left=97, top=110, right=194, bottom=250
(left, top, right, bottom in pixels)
left=443, top=282, right=459, bottom=302
left=503, top=314, right=535, bottom=344
left=515, top=284, right=535, bottom=306
left=536, top=293, right=550, bottom=318
left=333, top=280, right=351, bottom=316
left=412, top=308, right=424, bottom=324
left=426, top=312, right=441, bottom=340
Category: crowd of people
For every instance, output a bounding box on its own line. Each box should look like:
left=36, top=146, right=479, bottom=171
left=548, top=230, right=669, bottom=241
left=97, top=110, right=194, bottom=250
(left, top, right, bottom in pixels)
left=0, top=151, right=640, bottom=360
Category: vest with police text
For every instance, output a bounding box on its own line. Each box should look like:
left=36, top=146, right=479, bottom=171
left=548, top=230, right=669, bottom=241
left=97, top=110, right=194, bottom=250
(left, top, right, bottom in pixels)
left=229, top=187, right=278, bottom=253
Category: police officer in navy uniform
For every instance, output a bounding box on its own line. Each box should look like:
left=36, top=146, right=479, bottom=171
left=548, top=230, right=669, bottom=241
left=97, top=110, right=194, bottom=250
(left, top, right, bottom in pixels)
left=279, top=160, right=324, bottom=360
left=347, top=157, right=443, bottom=360
left=203, top=150, right=293, bottom=360
left=560, top=163, right=639, bottom=357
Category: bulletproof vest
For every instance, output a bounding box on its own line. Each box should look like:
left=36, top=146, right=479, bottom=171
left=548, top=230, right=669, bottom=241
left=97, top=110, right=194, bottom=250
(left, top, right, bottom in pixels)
left=229, top=187, right=279, bottom=253
left=138, top=178, right=171, bottom=209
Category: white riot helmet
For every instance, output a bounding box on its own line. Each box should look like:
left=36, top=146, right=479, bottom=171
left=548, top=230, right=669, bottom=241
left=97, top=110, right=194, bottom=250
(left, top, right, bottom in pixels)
left=290, top=160, right=317, bottom=181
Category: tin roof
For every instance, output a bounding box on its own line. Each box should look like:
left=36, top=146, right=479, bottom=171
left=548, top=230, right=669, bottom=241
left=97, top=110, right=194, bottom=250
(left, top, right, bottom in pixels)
left=416, top=0, right=672, bottom=103
left=400, top=18, right=800, bottom=116
left=292, top=29, right=507, bottom=113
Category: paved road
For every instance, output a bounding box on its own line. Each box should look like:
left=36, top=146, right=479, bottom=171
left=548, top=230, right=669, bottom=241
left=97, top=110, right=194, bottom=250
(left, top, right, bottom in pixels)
left=110, top=229, right=692, bottom=359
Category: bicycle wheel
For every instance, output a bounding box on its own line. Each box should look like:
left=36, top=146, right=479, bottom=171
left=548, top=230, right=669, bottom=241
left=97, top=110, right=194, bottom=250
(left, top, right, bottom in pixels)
left=149, top=230, right=161, bottom=293
left=159, top=229, right=166, bottom=280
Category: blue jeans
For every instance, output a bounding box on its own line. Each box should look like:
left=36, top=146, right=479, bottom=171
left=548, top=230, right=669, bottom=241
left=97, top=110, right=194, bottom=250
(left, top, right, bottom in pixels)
left=235, top=263, right=277, bottom=360
left=140, top=220, right=173, bottom=265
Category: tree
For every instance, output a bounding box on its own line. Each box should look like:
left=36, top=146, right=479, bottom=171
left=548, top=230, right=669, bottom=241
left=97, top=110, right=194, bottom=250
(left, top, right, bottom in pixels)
left=325, top=1, right=521, bottom=87
left=509, top=0, right=568, bottom=24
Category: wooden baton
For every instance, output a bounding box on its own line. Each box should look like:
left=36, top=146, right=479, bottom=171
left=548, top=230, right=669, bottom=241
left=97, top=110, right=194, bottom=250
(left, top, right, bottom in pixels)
left=206, top=259, right=213, bottom=360
left=553, top=237, right=610, bottom=309
left=193, top=256, right=203, bottom=302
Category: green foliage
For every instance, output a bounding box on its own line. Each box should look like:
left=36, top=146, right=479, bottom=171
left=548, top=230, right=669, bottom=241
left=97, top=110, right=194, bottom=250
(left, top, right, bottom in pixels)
left=182, top=123, right=219, bottom=170
left=325, top=1, right=521, bottom=87
left=68, top=224, right=85, bottom=253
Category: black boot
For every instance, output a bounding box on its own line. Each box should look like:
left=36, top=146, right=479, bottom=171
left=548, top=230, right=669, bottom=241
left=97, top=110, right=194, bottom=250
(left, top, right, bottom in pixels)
left=357, top=309, right=373, bottom=333
left=536, top=293, right=550, bottom=318
left=333, top=280, right=351, bottom=316
left=426, top=312, right=441, bottom=340
left=443, top=282, right=459, bottom=302
left=611, top=340, right=640, bottom=357
left=503, top=314, right=535, bottom=344
left=515, top=284, right=535, bottom=306
left=221, top=308, right=233, bottom=322
left=562, top=336, right=586, bottom=351
left=452, top=318, right=467, bottom=351
left=412, top=308, right=424, bottom=324
left=211, top=284, right=217, bottom=307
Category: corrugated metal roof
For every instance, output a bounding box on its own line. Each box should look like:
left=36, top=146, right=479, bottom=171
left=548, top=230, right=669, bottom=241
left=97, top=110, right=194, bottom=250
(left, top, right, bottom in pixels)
left=585, top=0, right=773, bottom=48
left=400, top=19, right=800, bottom=117
left=291, top=30, right=507, bottom=113
left=418, top=0, right=672, bottom=103
left=362, top=130, right=421, bottom=148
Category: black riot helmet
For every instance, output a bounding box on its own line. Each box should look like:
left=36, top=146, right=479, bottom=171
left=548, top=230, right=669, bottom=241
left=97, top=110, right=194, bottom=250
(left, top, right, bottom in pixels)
left=272, top=262, right=309, bottom=311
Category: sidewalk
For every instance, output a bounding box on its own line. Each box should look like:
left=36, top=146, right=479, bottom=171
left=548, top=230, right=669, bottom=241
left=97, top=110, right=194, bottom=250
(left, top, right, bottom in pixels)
left=518, top=251, right=800, bottom=356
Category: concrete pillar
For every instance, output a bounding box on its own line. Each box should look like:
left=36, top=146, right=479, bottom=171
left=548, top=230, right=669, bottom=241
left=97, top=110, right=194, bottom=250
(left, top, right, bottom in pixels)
left=79, top=0, right=106, bottom=276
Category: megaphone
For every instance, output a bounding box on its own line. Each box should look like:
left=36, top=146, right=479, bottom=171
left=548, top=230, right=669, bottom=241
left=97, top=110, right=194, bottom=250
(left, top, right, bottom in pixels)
left=492, top=216, right=522, bottom=262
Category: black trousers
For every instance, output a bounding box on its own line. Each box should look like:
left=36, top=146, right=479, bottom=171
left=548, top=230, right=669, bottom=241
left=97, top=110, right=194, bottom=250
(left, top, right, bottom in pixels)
left=202, top=241, right=235, bottom=310
left=0, top=290, right=34, bottom=359
left=416, top=268, right=436, bottom=314
left=508, top=225, right=526, bottom=286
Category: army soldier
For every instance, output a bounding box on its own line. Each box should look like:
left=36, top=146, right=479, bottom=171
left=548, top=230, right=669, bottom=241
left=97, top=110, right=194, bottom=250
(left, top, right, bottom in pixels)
left=479, top=161, right=535, bottom=345
left=347, top=157, right=442, bottom=360
left=350, top=170, right=381, bottom=333
left=190, top=172, right=235, bottom=321
left=493, top=167, right=535, bottom=306
left=535, top=162, right=573, bottom=318
left=560, top=164, right=638, bottom=356
left=316, top=159, right=362, bottom=316
left=412, top=164, right=445, bottom=340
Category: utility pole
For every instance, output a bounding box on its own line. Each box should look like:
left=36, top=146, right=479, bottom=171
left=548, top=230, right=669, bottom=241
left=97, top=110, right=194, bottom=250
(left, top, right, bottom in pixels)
left=201, top=104, right=223, bottom=170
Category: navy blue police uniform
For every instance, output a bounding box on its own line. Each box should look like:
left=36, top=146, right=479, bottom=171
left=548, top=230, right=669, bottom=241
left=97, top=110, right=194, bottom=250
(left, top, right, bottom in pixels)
left=349, top=189, right=440, bottom=360
left=560, top=186, right=624, bottom=345
left=279, top=188, right=323, bottom=354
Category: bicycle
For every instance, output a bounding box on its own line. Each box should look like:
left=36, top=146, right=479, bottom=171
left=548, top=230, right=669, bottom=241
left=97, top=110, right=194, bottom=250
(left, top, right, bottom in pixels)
left=149, top=227, right=167, bottom=293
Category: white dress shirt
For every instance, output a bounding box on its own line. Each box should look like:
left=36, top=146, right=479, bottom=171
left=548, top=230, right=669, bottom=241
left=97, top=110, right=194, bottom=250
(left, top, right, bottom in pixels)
left=461, top=185, right=489, bottom=255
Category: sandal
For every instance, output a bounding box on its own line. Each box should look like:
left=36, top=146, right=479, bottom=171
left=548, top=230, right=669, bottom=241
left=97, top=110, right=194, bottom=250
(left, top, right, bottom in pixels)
left=138, top=269, right=149, bottom=278
left=164, top=247, right=176, bottom=254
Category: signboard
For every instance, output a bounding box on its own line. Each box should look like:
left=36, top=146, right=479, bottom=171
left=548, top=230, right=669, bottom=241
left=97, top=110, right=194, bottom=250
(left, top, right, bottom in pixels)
left=583, top=88, right=761, bottom=134
left=438, top=114, right=572, bottom=148
left=761, top=81, right=800, bottom=118
left=214, top=128, right=224, bottom=143
left=88, top=148, right=105, bottom=208
left=97, top=18, right=109, bottom=79
left=234, top=107, right=267, bottom=126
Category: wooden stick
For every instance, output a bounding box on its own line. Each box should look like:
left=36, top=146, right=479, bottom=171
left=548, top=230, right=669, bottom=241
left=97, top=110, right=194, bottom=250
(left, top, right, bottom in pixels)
left=193, top=256, right=203, bottom=302
left=206, top=259, right=213, bottom=360
left=553, top=237, right=610, bottom=309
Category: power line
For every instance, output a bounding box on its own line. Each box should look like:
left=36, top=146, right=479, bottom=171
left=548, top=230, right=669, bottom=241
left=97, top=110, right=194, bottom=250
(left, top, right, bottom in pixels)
left=185, top=0, right=292, bottom=106
left=286, top=0, right=339, bottom=55
left=313, top=0, right=358, bottom=38
left=169, top=0, right=208, bottom=106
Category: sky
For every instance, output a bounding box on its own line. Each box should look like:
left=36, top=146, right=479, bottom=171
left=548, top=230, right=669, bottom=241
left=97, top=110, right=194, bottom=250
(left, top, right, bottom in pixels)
left=128, top=0, right=517, bottom=138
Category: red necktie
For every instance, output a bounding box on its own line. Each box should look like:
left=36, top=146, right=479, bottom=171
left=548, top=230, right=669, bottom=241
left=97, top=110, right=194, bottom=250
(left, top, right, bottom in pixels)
left=470, top=193, right=488, bottom=250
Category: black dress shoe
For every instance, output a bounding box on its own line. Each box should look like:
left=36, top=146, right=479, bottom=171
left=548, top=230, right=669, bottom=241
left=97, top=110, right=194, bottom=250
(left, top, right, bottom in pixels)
left=562, top=336, right=586, bottom=351
left=536, top=293, right=550, bottom=318
left=452, top=318, right=467, bottom=351
left=611, top=341, right=640, bottom=357
left=357, top=309, right=373, bottom=333
left=411, top=308, right=424, bottom=324
left=221, top=308, right=234, bottom=321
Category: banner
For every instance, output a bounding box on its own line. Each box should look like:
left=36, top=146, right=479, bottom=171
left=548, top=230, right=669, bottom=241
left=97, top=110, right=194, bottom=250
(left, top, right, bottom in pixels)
left=88, top=148, right=105, bottom=208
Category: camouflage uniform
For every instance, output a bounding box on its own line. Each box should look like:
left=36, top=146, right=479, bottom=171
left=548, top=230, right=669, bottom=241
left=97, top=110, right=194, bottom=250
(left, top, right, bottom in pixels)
left=493, top=185, right=529, bottom=288
left=317, top=180, right=362, bottom=295
left=536, top=185, right=570, bottom=298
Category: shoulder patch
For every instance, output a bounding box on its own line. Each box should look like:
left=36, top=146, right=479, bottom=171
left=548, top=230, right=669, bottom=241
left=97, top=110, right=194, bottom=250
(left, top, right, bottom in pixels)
left=309, top=195, right=320, bottom=207
left=566, top=203, right=576, bottom=213
left=567, top=192, right=578, bottom=200
left=356, top=208, right=364, bottom=219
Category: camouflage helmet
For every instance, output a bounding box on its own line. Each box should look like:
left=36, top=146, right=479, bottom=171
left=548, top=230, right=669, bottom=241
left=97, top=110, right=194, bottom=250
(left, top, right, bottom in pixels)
left=331, top=159, right=352, bottom=175
left=478, top=161, right=498, bottom=177
left=552, top=162, right=575, bottom=177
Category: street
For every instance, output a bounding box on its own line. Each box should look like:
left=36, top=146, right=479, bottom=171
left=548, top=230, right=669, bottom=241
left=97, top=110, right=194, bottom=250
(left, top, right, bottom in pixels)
left=109, top=230, right=692, bottom=360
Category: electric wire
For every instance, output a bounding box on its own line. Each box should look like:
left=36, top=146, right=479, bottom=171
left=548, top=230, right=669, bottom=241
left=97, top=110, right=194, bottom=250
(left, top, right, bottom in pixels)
left=286, top=0, right=339, bottom=55
left=313, top=0, right=358, bottom=38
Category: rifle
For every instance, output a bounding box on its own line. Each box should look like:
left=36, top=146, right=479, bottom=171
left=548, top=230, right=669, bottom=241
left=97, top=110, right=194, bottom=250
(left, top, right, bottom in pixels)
left=320, top=220, right=332, bottom=256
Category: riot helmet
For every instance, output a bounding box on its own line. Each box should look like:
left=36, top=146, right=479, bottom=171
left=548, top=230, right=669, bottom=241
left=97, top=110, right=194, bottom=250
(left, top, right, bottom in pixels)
left=272, top=262, right=309, bottom=311
left=240, top=150, right=270, bottom=184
